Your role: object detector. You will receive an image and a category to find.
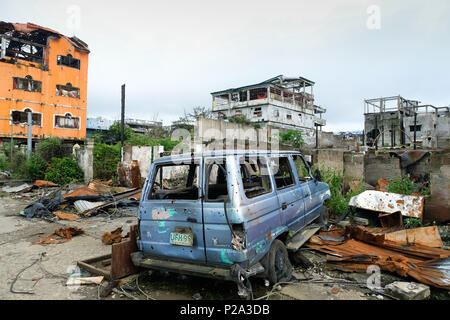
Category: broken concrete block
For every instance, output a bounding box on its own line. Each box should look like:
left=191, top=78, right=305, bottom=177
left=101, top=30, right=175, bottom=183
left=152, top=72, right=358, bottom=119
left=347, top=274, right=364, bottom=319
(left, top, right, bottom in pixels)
left=337, top=220, right=351, bottom=228
left=353, top=217, right=369, bottom=226
left=384, top=282, right=430, bottom=300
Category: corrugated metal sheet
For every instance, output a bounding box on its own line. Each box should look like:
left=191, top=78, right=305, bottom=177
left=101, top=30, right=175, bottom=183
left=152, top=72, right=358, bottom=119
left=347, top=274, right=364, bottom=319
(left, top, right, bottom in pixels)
left=74, top=200, right=105, bottom=214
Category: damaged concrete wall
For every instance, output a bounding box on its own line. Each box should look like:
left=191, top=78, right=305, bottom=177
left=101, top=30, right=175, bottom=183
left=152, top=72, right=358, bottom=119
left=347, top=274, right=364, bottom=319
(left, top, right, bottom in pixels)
left=301, top=149, right=344, bottom=174
left=319, top=132, right=363, bottom=150
left=364, top=151, right=402, bottom=186
left=424, top=150, right=450, bottom=223
left=75, top=139, right=94, bottom=183
left=343, top=152, right=365, bottom=189
left=123, top=145, right=152, bottom=179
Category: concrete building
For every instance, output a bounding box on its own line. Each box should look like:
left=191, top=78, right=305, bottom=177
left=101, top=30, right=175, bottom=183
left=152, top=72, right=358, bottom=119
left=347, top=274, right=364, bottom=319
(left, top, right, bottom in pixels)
left=86, top=116, right=163, bottom=137
left=0, top=22, right=90, bottom=144
left=210, top=75, right=326, bottom=144
left=364, top=96, right=449, bottom=149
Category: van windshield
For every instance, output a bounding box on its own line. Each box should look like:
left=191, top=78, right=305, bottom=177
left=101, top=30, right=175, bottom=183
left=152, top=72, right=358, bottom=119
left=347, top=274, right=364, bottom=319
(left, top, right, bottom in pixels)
left=149, top=163, right=199, bottom=200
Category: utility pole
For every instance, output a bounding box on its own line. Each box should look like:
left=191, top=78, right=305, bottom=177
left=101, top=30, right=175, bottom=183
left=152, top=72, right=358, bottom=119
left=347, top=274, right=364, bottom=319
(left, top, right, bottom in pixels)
left=121, top=84, right=125, bottom=161
left=413, top=112, right=417, bottom=150
left=27, top=111, right=32, bottom=158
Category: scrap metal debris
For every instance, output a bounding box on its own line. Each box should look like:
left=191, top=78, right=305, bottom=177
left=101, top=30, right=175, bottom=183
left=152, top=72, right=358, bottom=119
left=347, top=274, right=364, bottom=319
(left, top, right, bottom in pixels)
left=102, top=227, right=123, bottom=245
left=306, top=225, right=450, bottom=289
left=34, top=180, right=58, bottom=188
left=348, top=190, right=424, bottom=219
left=2, top=183, right=33, bottom=193
left=117, top=160, right=142, bottom=189
left=52, top=211, right=80, bottom=221
left=33, top=227, right=84, bottom=245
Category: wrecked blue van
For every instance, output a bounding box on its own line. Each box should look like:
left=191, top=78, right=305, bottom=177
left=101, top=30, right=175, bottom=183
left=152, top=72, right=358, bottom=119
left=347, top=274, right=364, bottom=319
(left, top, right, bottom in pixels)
left=131, top=150, right=330, bottom=298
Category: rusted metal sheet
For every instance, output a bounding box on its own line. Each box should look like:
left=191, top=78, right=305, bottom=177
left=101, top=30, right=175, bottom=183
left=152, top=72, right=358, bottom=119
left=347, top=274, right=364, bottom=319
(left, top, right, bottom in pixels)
left=379, top=211, right=403, bottom=228
left=307, top=226, right=450, bottom=289
left=78, top=226, right=140, bottom=280
left=64, top=186, right=99, bottom=198
left=117, top=160, right=142, bottom=188
left=34, top=227, right=84, bottom=245
left=384, top=226, right=444, bottom=248
left=111, top=225, right=140, bottom=280
left=34, top=180, right=58, bottom=188
left=348, top=190, right=424, bottom=219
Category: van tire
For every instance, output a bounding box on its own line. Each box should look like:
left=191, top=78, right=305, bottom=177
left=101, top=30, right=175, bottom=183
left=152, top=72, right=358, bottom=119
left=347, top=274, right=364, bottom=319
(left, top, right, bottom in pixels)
left=267, top=239, right=292, bottom=284
left=319, top=206, right=329, bottom=226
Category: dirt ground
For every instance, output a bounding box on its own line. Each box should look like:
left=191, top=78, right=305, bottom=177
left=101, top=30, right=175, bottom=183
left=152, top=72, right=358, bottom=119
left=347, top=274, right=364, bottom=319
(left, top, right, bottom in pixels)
left=0, top=191, right=447, bottom=301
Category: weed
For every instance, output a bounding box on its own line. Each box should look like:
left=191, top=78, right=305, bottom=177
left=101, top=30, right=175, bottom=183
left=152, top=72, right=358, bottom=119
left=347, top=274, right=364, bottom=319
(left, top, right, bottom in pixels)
left=388, top=176, right=415, bottom=195
left=44, top=157, right=83, bottom=185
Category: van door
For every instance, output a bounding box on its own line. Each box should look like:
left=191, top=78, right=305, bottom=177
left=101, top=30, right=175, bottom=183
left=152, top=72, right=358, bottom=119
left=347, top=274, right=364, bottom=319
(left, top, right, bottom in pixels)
left=293, top=155, right=321, bottom=225
left=202, top=156, right=233, bottom=265
left=269, top=155, right=305, bottom=231
left=139, top=158, right=206, bottom=263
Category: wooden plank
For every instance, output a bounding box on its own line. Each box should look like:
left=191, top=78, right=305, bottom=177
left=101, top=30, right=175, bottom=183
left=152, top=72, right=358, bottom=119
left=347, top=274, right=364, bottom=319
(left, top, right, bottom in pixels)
left=77, top=261, right=111, bottom=280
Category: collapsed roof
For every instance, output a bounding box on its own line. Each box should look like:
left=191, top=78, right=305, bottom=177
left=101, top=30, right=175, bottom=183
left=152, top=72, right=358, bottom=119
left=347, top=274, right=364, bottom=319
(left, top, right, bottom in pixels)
left=0, top=21, right=89, bottom=54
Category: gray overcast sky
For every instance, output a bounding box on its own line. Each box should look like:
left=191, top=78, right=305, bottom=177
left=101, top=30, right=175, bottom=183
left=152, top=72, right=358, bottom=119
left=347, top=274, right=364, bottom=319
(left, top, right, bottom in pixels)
left=2, top=0, right=450, bottom=131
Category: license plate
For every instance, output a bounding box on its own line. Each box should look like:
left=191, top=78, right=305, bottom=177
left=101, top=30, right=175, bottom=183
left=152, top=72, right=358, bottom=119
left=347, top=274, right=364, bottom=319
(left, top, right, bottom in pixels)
left=170, top=231, right=193, bottom=247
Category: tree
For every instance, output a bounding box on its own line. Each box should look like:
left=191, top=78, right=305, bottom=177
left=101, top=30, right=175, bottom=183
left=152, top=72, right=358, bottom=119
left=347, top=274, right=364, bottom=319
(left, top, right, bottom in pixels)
left=172, top=106, right=213, bottom=132
left=279, top=130, right=305, bottom=149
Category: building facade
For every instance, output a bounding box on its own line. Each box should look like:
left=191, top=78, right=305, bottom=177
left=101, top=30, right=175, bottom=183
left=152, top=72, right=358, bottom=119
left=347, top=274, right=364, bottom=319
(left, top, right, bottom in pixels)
left=210, top=75, right=326, bottom=144
left=364, top=96, right=449, bottom=149
left=0, top=22, right=90, bottom=144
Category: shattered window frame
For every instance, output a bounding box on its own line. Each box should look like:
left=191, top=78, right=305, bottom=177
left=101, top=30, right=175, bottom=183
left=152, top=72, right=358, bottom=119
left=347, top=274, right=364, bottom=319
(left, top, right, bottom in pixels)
left=11, top=108, right=42, bottom=126
left=56, top=83, right=80, bottom=99
left=54, top=112, right=80, bottom=130
left=270, top=156, right=295, bottom=190
left=57, top=54, right=81, bottom=69
left=292, top=154, right=313, bottom=183
left=12, top=76, right=42, bottom=92
left=205, top=160, right=229, bottom=202
left=147, top=162, right=200, bottom=201
left=238, top=156, right=273, bottom=200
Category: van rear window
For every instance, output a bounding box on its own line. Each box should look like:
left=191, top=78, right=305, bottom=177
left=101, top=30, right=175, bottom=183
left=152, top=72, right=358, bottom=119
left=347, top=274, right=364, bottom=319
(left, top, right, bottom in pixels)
left=240, top=157, right=272, bottom=199
left=148, top=163, right=199, bottom=200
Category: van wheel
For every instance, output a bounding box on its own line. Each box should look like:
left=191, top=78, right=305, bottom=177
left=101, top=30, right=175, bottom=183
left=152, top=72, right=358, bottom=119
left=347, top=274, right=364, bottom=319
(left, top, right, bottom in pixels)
left=319, top=206, right=329, bottom=226
left=267, top=239, right=292, bottom=284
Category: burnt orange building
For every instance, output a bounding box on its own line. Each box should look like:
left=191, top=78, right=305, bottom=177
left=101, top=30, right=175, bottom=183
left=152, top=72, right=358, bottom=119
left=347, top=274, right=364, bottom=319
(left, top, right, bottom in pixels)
left=0, top=22, right=89, bottom=144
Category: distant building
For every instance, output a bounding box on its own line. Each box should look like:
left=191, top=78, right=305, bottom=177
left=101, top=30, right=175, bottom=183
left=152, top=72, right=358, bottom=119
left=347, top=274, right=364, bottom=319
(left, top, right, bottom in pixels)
left=364, top=96, right=449, bottom=149
left=0, top=22, right=90, bottom=143
left=86, top=117, right=163, bottom=137
left=210, top=75, right=326, bottom=143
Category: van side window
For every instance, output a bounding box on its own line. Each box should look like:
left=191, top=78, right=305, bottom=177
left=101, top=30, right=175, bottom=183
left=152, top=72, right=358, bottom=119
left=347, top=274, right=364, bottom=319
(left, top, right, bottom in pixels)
left=270, top=157, right=295, bottom=189
left=206, top=161, right=228, bottom=202
left=293, top=155, right=312, bottom=183
left=240, top=157, right=272, bottom=199
left=148, top=164, right=199, bottom=200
